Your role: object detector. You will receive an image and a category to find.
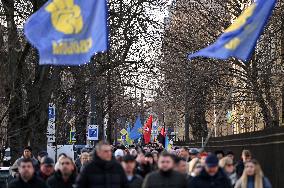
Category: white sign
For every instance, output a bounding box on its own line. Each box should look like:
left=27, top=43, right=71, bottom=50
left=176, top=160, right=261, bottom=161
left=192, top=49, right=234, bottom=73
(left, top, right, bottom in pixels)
left=87, top=125, right=98, bottom=141
left=47, top=134, right=56, bottom=143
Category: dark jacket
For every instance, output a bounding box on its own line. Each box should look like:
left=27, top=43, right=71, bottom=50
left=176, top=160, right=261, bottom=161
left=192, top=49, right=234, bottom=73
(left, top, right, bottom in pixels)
left=236, top=160, right=244, bottom=178
left=128, top=175, right=143, bottom=188
left=8, top=175, right=48, bottom=188
left=75, top=153, right=128, bottom=188
left=37, top=171, right=54, bottom=182
left=136, top=162, right=153, bottom=178
left=47, top=171, right=76, bottom=188
left=188, top=168, right=231, bottom=188
left=142, top=170, right=187, bottom=188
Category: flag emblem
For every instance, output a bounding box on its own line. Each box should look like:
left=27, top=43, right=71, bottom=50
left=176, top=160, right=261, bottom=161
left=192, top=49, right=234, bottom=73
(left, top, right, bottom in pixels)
left=45, top=0, right=83, bottom=34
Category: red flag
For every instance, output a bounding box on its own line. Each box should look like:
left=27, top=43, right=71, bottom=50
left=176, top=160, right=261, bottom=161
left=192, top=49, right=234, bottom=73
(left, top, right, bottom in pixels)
left=157, top=126, right=166, bottom=147
left=143, top=115, right=153, bottom=144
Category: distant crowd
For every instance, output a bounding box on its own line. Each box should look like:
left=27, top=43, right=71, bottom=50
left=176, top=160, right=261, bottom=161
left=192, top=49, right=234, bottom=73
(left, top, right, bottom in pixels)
left=6, top=141, right=272, bottom=188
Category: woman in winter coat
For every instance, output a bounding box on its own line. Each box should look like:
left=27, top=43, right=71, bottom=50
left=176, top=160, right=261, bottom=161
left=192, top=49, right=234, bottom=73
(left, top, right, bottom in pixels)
left=219, top=157, right=237, bottom=187
left=235, top=159, right=272, bottom=188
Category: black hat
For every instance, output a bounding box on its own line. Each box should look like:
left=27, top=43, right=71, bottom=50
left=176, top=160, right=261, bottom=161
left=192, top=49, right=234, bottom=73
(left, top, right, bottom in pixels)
left=122, top=155, right=136, bottom=162
left=205, top=154, right=219, bottom=168
left=41, top=157, right=54, bottom=166
left=24, top=146, right=32, bottom=152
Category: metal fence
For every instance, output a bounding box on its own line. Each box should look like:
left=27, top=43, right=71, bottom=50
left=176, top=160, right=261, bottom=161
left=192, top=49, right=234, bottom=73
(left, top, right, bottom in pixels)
left=175, top=126, right=284, bottom=188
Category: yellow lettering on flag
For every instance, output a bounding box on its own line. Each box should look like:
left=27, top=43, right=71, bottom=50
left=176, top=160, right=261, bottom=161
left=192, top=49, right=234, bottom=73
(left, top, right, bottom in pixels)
left=52, top=38, right=92, bottom=55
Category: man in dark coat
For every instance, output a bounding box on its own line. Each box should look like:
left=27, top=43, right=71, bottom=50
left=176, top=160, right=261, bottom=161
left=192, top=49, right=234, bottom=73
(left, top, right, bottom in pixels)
left=8, top=158, right=48, bottom=188
left=75, top=141, right=128, bottom=188
left=121, top=155, right=143, bottom=188
left=142, top=152, right=187, bottom=188
left=47, top=156, right=77, bottom=188
left=188, top=154, right=231, bottom=188
left=37, top=157, right=55, bottom=181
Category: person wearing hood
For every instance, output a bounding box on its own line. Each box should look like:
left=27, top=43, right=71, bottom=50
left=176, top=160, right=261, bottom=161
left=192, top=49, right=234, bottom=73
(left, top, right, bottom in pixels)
left=75, top=141, right=128, bottom=188
left=142, top=152, right=187, bottom=188
left=188, top=154, right=231, bottom=188
left=10, top=146, right=39, bottom=178
left=47, top=156, right=77, bottom=188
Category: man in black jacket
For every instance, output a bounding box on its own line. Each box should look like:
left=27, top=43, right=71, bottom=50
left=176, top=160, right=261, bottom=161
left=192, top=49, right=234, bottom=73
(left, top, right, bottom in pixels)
left=8, top=158, right=48, bottom=188
left=121, top=155, right=143, bottom=188
left=188, top=154, right=231, bottom=188
left=47, top=156, right=77, bottom=188
left=75, top=141, right=128, bottom=188
left=142, top=152, right=187, bottom=188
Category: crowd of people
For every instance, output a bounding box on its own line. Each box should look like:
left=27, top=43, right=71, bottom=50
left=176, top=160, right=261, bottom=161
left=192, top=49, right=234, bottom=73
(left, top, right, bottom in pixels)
left=6, top=142, right=272, bottom=188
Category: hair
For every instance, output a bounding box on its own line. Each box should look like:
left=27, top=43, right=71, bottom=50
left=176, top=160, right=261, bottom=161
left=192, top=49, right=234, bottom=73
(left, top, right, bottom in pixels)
left=219, top=156, right=233, bottom=168
left=18, top=158, right=34, bottom=167
left=59, top=156, right=77, bottom=174
left=159, top=151, right=173, bottom=160
left=199, top=152, right=208, bottom=158
left=174, top=157, right=186, bottom=164
left=215, top=150, right=225, bottom=156
left=240, top=159, right=264, bottom=188
left=95, top=141, right=110, bottom=151
left=181, top=146, right=189, bottom=152
left=80, top=152, right=89, bottom=159
left=58, top=153, right=67, bottom=159
left=188, top=158, right=200, bottom=173
left=242, top=150, right=251, bottom=157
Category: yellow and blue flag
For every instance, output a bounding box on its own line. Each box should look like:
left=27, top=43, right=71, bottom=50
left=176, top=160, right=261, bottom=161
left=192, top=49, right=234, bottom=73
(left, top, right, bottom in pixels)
left=129, top=116, right=143, bottom=140
left=126, top=124, right=133, bottom=145
left=24, top=0, right=108, bottom=66
left=188, top=0, right=276, bottom=62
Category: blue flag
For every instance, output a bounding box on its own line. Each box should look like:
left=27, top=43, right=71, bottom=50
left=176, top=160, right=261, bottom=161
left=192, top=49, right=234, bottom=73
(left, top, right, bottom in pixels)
left=24, top=0, right=108, bottom=66
left=129, top=116, right=143, bottom=140
left=188, top=0, right=276, bottom=62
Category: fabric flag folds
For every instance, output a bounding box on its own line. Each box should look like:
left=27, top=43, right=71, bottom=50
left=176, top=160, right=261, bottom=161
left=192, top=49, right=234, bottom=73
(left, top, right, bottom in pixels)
left=126, top=124, right=133, bottom=145
left=24, top=0, right=109, bottom=65
left=143, top=115, right=153, bottom=144
left=129, top=116, right=143, bottom=140
left=157, top=126, right=166, bottom=147
left=188, top=0, right=277, bottom=62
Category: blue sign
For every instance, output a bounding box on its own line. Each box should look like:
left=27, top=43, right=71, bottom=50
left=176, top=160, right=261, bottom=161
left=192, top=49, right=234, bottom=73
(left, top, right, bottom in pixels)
left=121, top=135, right=126, bottom=141
left=88, top=125, right=98, bottom=141
left=48, top=104, right=55, bottom=120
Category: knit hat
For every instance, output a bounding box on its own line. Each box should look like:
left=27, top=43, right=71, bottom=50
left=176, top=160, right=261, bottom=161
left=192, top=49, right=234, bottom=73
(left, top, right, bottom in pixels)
left=205, top=154, right=219, bottom=167
left=41, top=157, right=54, bottom=166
